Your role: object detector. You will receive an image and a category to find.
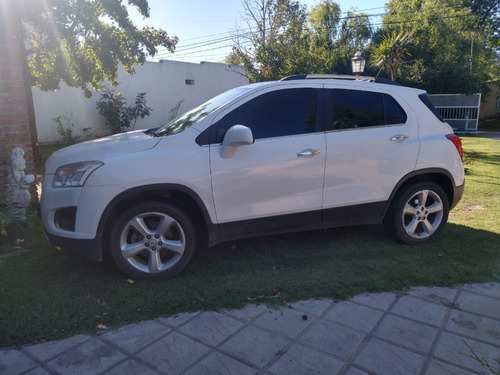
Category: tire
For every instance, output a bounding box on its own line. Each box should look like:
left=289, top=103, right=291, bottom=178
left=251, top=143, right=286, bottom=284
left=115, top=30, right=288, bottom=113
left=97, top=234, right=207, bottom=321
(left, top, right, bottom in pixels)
left=109, top=201, right=197, bottom=279
left=384, top=182, right=449, bottom=245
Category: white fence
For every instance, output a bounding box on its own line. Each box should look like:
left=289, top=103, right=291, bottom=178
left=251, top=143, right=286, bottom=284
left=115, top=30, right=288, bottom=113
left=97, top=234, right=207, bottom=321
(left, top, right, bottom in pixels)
left=429, top=94, right=481, bottom=133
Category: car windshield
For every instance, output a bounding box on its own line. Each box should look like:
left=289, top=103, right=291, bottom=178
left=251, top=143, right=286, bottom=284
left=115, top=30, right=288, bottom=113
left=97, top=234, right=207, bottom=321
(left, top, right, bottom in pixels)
left=154, top=85, right=254, bottom=137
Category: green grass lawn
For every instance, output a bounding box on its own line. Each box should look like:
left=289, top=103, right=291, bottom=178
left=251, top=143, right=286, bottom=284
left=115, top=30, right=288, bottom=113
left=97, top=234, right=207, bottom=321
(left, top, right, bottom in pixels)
left=1, top=135, right=499, bottom=348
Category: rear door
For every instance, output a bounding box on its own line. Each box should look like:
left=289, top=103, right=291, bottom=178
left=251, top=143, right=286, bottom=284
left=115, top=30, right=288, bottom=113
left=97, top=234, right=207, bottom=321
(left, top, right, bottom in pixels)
left=322, top=87, right=420, bottom=224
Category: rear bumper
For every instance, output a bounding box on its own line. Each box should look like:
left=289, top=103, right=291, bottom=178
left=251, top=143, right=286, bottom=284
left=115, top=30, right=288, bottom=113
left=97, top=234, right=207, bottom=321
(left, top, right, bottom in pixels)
left=451, top=182, right=464, bottom=209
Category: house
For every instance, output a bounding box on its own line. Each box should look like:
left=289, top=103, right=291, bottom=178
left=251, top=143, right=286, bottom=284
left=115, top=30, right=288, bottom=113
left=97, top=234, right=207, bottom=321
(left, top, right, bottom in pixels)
left=33, top=60, right=249, bottom=143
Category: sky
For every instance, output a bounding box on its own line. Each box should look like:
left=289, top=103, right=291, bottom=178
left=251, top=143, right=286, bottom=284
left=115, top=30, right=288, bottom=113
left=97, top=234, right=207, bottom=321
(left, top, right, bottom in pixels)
left=129, top=0, right=388, bottom=64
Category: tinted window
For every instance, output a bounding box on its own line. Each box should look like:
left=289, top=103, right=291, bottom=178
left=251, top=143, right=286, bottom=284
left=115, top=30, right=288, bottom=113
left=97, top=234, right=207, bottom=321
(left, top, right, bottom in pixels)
left=328, top=89, right=406, bottom=130
left=419, top=93, right=445, bottom=122
left=331, top=90, right=384, bottom=129
left=215, top=88, right=317, bottom=142
left=383, top=94, right=407, bottom=124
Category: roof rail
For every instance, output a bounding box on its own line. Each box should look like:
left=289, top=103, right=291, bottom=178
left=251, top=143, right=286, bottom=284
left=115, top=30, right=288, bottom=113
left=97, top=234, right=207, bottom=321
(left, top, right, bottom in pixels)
left=280, top=74, right=401, bottom=86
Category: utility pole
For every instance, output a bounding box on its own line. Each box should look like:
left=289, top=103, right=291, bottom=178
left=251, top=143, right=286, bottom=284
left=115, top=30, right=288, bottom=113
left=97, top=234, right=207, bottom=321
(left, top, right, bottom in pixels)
left=469, top=35, right=474, bottom=76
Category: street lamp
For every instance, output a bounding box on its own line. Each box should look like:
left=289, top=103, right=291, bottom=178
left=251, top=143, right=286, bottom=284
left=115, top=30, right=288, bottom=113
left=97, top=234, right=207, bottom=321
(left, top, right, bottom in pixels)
left=351, top=52, right=366, bottom=76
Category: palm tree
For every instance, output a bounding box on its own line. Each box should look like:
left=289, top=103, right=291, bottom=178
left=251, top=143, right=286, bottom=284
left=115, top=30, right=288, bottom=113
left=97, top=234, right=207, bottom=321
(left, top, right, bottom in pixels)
left=371, top=31, right=413, bottom=81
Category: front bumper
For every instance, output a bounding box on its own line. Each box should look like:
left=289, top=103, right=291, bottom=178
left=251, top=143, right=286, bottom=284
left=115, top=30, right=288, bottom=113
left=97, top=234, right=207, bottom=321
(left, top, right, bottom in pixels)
left=40, top=178, right=123, bottom=240
left=44, top=229, right=103, bottom=262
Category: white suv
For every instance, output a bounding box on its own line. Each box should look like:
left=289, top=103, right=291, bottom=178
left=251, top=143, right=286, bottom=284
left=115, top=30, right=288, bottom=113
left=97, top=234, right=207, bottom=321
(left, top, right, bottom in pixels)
left=41, top=75, right=465, bottom=279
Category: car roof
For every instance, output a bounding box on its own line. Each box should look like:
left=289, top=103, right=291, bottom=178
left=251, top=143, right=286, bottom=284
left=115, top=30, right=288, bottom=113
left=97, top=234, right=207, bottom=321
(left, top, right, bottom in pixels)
left=238, top=75, right=426, bottom=98
left=280, top=74, right=401, bottom=86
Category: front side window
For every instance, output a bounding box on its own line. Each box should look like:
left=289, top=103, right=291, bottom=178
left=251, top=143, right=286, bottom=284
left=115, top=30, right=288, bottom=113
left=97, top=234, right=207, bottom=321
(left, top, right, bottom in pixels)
left=214, top=88, right=318, bottom=143
left=328, top=89, right=407, bottom=130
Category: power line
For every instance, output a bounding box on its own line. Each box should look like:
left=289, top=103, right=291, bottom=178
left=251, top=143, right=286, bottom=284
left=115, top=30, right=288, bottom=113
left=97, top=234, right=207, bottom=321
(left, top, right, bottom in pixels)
left=150, top=2, right=475, bottom=62
left=152, top=7, right=389, bottom=59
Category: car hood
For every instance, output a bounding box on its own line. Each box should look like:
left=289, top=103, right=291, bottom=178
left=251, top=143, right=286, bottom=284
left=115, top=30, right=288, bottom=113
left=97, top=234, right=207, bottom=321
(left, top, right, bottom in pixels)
left=45, top=130, right=162, bottom=174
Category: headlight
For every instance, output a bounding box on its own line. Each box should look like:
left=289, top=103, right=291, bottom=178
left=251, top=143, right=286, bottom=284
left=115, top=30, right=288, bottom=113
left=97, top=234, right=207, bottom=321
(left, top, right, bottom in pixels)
left=53, top=161, right=103, bottom=187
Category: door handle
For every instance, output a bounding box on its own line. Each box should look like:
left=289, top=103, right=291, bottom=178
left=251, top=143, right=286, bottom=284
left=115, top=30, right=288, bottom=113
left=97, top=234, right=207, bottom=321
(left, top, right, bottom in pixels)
left=390, top=134, right=409, bottom=142
left=297, top=149, right=320, bottom=158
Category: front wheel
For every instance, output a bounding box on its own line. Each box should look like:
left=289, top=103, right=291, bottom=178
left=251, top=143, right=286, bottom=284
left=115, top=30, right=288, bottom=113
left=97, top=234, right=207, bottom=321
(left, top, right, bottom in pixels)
left=384, top=182, right=449, bottom=245
left=109, top=201, right=197, bottom=279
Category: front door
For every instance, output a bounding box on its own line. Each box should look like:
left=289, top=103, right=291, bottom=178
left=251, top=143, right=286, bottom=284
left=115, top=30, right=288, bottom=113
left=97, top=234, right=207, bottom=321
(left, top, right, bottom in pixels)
left=210, top=87, right=326, bottom=229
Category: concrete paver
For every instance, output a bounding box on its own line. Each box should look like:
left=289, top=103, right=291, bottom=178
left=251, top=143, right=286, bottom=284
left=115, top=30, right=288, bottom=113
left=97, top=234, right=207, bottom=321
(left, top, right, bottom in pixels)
left=408, top=285, right=459, bottom=306
left=253, top=307, right=311, bottom=339
left=267, top=343, right=344, bottom=375
left=219, top=325, right=289, bottom=368
left=456, top=291, right=500, bottom=320
left=178, top=311, right=243, bottom=346
left=100, top=321, right=170, bottom=354
left=136, top=331, right=210, bottom=375
left=1, top=282, right=499, bottom=375
left=425, top=359, right=478, bottom=375
left=323, top=301, right=384, bottom=333
left=433, top=331, right=499, bottom=373
left=299, top=319, right=365, bottom=359
left=353, top=338, right=427, bottom=375
left=390, top=295, right=448, bottom=326
left=182, top=351, right=256, bottom=375
left=349, top=291, right=397, bottom=310
left=373, top=314, right=438, bottom=353
left=23, top=335, right=91, bottom=363
left=45, top=338, right=126, bottom=374
left=0, top=350, right=38, bottom=374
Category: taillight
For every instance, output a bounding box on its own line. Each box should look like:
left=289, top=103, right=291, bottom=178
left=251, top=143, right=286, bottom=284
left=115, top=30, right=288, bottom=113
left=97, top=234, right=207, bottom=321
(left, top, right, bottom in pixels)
left=446, top=134, right=463, bottom=161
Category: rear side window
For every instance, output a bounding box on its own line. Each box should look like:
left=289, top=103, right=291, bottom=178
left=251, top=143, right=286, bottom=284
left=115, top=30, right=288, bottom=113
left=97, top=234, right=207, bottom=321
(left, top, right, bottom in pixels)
left=214, top=88, right=318, bottom=142
left=327, top=89, right=407, bottom=130
left=419, top=93, right=445, bottom=122
left=384, top=94, right=407, bottom=124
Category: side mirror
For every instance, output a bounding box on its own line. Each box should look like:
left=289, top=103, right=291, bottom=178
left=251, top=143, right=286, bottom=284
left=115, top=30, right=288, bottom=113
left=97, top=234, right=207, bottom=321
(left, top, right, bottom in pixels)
left=220, top=125, right=253, bottom=158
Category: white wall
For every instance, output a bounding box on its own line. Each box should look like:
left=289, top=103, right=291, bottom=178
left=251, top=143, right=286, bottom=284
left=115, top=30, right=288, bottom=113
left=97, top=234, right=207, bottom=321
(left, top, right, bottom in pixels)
left=33, top=60, right=248, bottom=143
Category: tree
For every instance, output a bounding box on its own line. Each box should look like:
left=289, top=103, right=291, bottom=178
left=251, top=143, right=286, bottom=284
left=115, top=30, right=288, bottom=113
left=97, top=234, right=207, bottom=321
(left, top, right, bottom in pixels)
left=308, top=0, right=341, bottom=48
left=0, top=0, right=177, bottom=169
left=466, top=0, right=500, bottom=46
left=334, top=10, right=373, bottom=73
left=15, top=0, right=177, bottom=97
left=231, top=0, right=309, bottom=82
left=380, top=0, right=498, bottom=93
left=371, top=31, right=413, bottom=81
left=337, top=10, right=372, bottom=53
left=229, top=0, right=374, bottom=81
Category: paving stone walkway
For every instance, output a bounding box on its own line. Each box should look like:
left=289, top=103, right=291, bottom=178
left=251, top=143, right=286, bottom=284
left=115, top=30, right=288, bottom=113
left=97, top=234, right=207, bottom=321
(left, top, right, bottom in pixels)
left=1, top=282, right=499, bottom=375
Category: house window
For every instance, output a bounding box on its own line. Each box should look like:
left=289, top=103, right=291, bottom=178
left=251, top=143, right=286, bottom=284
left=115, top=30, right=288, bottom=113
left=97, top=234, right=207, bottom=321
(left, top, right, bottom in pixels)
left=496, top=96, right=500, bottom=111
left=185, top=79, right=195, bottom=86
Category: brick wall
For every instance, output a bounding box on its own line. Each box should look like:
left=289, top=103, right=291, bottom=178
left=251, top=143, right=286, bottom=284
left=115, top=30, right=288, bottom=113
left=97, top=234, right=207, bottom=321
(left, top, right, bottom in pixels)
left=0, top=15, right=34, bottom=192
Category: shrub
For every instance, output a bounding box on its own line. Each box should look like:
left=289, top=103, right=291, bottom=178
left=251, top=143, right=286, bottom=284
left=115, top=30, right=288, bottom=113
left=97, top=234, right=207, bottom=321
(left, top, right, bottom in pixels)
left=96, top=88, right=152, bottom=134
left=54, top=115, right=81, bottom=144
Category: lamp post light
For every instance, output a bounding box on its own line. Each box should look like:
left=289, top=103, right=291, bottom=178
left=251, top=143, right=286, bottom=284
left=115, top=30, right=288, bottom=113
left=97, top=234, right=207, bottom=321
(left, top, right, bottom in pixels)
left=351, top=52, right=366, bottom=76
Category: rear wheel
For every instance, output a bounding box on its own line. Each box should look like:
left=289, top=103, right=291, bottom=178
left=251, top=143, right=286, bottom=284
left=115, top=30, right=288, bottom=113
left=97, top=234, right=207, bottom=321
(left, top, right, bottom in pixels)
left=385, top=182, right=449, bottom=245
left=109, top=201, right=197, bottom=279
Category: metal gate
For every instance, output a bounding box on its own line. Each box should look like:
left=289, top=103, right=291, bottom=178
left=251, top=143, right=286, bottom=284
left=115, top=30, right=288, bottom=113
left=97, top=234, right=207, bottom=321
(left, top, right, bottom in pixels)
left=428, top=94, right=481, bottom=133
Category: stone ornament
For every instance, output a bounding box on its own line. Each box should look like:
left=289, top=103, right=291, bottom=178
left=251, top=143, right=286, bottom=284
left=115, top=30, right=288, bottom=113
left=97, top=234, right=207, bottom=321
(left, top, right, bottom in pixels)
left=6, top=147, right=35, bottom=220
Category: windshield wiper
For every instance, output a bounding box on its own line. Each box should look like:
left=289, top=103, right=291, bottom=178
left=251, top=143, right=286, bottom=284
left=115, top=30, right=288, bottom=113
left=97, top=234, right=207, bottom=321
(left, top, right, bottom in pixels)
left=144, top=127, right=160, bottom=137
